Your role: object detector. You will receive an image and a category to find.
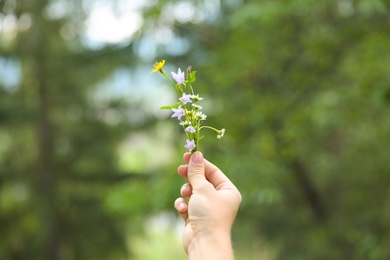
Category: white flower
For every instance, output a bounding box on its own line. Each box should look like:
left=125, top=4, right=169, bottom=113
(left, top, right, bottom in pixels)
left=192, top=104, right=202, bottom=110
left=191, top=94, right=203, bottom=102
left=195, top=111, right=207, bottom=120
left=217, top=128, right=225, bottom=139
left=179, top=120, right=192, bottom=127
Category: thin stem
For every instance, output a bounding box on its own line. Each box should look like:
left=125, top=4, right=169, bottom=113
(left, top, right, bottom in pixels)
left=160, top=70, right=180, bottom=97
left=160, top=70, right=175, bottom=87
left=195, top=124, right=200, bottom=152
left=188, top=83, right=195, bottom=95
left=199, top=125, right=220, bottom=133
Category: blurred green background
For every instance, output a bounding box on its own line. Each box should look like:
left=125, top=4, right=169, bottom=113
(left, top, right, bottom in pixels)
left=1, top=0, right=390, bottom=259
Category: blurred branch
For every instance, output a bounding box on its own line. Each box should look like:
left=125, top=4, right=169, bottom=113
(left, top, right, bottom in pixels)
left=289, top=159, right=328, bottom=223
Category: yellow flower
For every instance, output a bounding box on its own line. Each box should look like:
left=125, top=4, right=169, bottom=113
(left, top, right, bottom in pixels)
left=185, top=110, right=195, bottom=120
left=151, top=60, right=166, bottom=73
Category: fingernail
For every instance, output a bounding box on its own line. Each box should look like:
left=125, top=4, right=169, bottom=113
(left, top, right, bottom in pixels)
left=179, top=202, right=185, bottom=211
left=191, top=151, right=203, bottom=164
left=180, top=185, right=186, bottom=194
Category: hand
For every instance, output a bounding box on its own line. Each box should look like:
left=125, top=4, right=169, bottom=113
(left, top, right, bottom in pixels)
left=174, top=152, right=241, bottom=259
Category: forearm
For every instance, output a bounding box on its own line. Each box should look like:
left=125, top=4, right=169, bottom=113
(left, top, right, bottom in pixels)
left=188, top=232, right=234, bottom=260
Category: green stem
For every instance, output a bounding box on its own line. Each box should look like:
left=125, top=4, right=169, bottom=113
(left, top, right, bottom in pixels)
left=160, top=69, right=180, bottom=97
left=199, top=125, right=220, bottom=133
left=188, top=83, right=195, bottom=95
left=195, top=125, right=200, bottom=153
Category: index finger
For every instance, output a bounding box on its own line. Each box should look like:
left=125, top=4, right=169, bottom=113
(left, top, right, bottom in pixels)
left=203, top=158, right=236, bottom=191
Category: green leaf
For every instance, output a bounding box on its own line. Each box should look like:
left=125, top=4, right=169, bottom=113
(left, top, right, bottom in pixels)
left=160, top=102, right=181, bottom=110
left=188, top=71, right=197, bottom=83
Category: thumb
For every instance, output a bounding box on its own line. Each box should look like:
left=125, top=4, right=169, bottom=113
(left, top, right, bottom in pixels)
left=187, top=151, right=206, bottom=188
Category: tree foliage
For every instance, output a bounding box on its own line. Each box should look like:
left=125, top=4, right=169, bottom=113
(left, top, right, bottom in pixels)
left=179, top=0, right=390, bottom=258
left=0, top=0, right=154, bottom=259
left=144, top=0, right=390, bottom=258
left=1, top=0, right=390, bottom=259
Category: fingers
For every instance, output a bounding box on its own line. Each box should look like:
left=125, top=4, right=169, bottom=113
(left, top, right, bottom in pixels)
left=174, top=197, right=188, bottom=221
left=178, top=152, right=235, bottom=190
left=178, top=164, right=188, bottom=179
left=175, top=183, right=191, bottom=222
left=183, top=152, right=191, bottom=163
left=186, top=152, right=207, bottom=188
left=177, top=152, right=191, bottom=179
left=203, top=158, right=236, bottom=191
left=181, top=183, right=192, bottom=198
left=178, top=152, right=235, bottom=191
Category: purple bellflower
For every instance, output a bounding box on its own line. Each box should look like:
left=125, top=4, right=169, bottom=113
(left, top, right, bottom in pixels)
left=184, top=139, right=196, bottom=152
left=185, top=126, right=196, bottom=133
left=153, top=60, right=226, bottom=153
left=171, top=106, right=185, bottom=120
left=179, top=93, right=192, bottom=104
left=171, top=68, right=185, bottom=84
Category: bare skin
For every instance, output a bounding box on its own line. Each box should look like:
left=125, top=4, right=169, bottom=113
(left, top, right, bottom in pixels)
left=174, top=152, right=242, bottom=260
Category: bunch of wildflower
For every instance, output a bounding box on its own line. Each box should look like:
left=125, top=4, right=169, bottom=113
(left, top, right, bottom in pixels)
left=152, top=60, right=225, bottom=153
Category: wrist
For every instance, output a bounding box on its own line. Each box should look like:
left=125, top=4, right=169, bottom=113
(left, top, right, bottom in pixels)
left=187, top=231, right=234, bottom=260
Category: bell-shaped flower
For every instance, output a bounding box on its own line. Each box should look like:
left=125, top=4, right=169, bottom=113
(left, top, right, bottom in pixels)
left=171, top=106, right=185, bottom=120
left=179, top=93, right=192, bottom=104
left=185, top=126, right=196, bottom=133
left=171, top=68, right=185, bottom=84
left=184, top=139, right=196, bottom=152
